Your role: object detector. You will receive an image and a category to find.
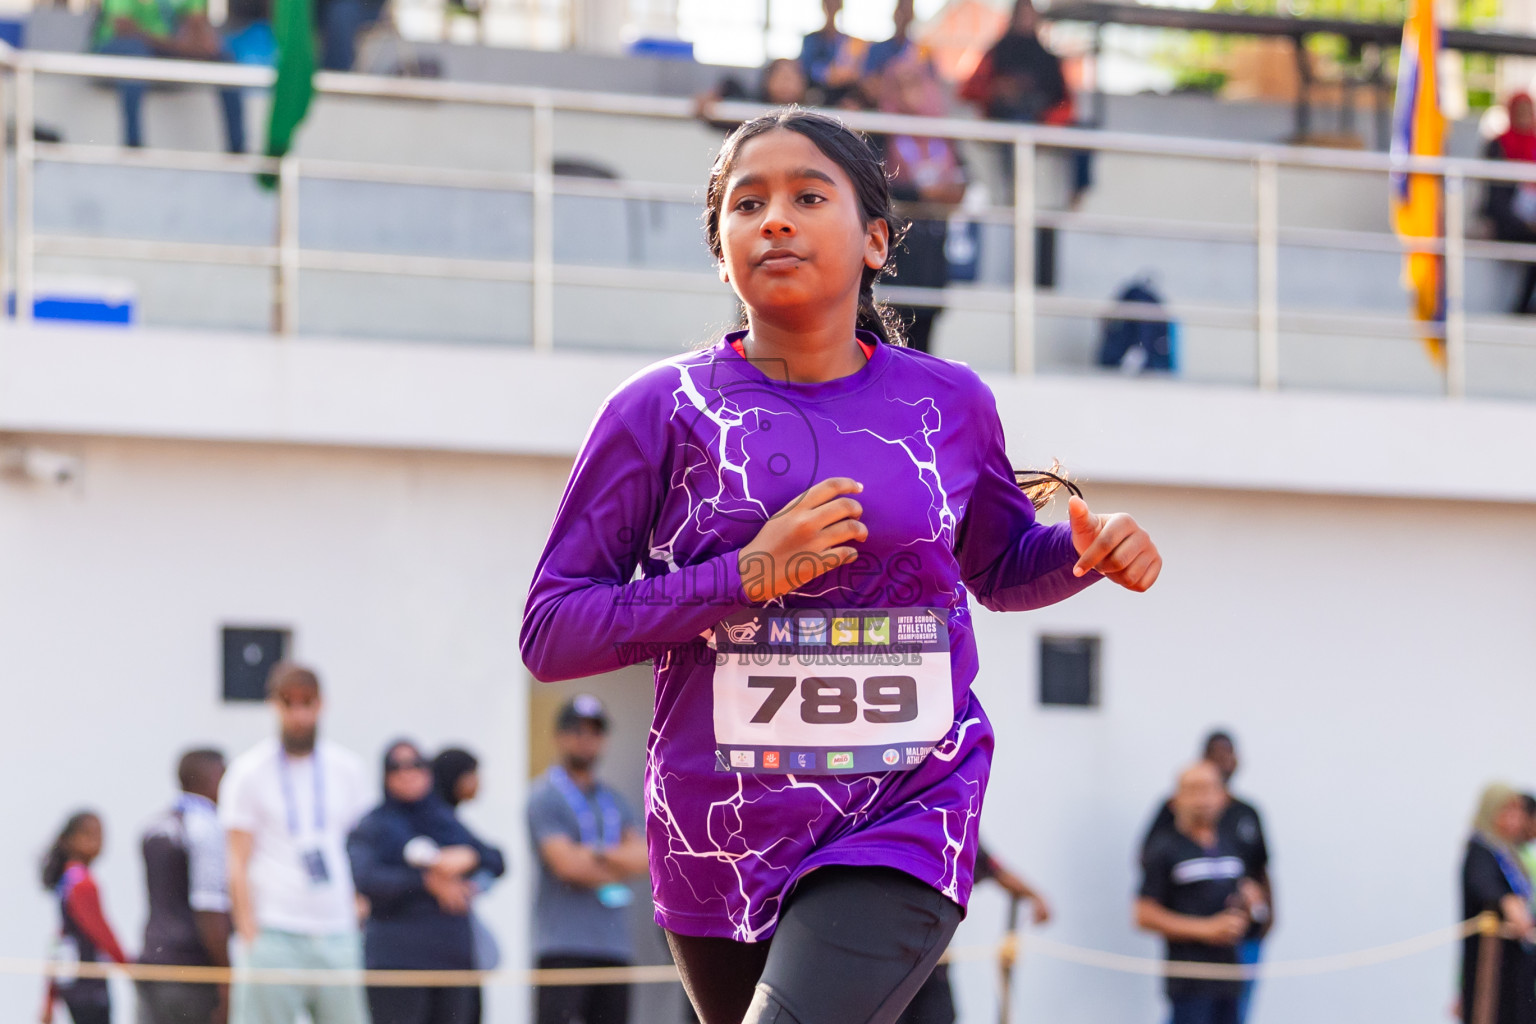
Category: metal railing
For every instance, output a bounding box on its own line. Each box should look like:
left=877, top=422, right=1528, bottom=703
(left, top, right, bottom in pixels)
left=3, top=45, right=1535, bottom=397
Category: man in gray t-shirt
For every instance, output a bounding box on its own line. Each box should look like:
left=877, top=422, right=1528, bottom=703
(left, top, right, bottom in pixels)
left=528, top=695, right=648, bottom=1024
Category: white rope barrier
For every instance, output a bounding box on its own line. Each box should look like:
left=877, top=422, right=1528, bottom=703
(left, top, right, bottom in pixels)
left=3, top=914, right=1499, bottom=988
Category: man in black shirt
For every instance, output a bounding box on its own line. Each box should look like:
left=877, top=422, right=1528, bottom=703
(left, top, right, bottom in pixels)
left=1137, top=761, right=1259, bottom=1024
left=138, top=749, right=232, bottom=1024
left=1141, top=730, right=1272, bottom=1022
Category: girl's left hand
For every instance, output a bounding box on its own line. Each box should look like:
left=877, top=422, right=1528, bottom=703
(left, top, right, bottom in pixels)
left=1067, top=495, right=1161, bottom=592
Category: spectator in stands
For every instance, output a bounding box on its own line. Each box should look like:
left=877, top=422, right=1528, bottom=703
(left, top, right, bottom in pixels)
left=316, top=0, right=385, bottom=73
left=798, top=0, right=868, bottom=101
left=695, top=58, right=812, bottom=134
left=959, top=0, right=1070, bottom=128
left=40, top=811, right=129, bottom=1024
left=864, top=0, right=923, bottom=78
left=349, top=739, right=505, bottom=1024
left=1141, top=730, right=1271, bottom=1024
left=93, top=0, right=246, bottom=153
left=896, top=843, right=1051, bottom=1024
left=878, top=49, right=966, bottom=354
left=433, top=746, right=497, bottom=1024
left=1461, top=783, right=1536, bottom=1024
left=1482, top=92, right=1536, bottom=315
left=221, top=662, right=371, bottom=1024
left=137, top=749, right=232, bottom=1024
left=528, top=695, right=648, bottom=1024
left=960, top=0, right=1083, bottom=258
left=1137, top=761, right=1259, bottom=1024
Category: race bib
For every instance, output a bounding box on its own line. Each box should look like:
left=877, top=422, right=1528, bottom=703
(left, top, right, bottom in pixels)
left=712, top=607, right=953, bottom=775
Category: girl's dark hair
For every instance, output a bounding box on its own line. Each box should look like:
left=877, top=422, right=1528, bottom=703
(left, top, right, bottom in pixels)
left=432, top=747, right=480, bottom=807
left=41, top=811, right=97, bottom=890
left=704, top=108, right=907, bottom=344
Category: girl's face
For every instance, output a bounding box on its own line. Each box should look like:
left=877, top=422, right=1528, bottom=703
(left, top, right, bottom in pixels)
left=717, top=129, right=888, bottom=327
left=70, top=817, right=103, bottom=863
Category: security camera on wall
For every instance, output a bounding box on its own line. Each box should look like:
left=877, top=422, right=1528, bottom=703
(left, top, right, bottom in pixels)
left=0, top=446, right=82, bottom=485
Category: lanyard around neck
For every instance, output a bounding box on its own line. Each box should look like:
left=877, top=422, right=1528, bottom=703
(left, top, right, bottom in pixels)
left=548, top=766, right=620, bottom=850
left=278, top=749, right=325, bottom=838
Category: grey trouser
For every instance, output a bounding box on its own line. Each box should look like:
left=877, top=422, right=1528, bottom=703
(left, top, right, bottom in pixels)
left=231, top=929, right=370, bottom=1024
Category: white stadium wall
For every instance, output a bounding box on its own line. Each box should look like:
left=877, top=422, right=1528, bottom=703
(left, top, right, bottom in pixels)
left=2, top=323, right=1534, bottom=1024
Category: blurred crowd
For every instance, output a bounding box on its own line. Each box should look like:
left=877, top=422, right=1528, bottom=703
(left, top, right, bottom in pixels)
left=34, top=655, right=1062, bottom=1024
left=695, top=0, right=1078, bottom=355
left=75, top=0, right=1536, bottom=329
left=37, top=663, right=654, bottom=1024
left=38, top=653, right=1536, bottom=1024
left=87, top=0, right=393, bottom=153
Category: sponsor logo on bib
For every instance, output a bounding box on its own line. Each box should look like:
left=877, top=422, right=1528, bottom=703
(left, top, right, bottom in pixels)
left=730, top=750, right=755, bottom=769
left=895, top=614, right=939, bottom=645
left=794, top=752, right=815, bottom=770
left=724, top=618, right=761, bottom=644
left=797, top=617, right=828, bottom=645
left=763, top=751, right=780, bottom=769
left=830, top=617, right=860, bottom=645
left=882, top=748, right=900, bottom=766
left=827, top=751, right=854, bottom=770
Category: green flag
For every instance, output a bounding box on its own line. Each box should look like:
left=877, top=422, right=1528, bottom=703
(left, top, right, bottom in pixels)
left=260, top=0, right=315, bottom=189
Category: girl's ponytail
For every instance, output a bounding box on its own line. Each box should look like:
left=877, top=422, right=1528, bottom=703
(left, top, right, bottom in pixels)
left=856, top=273, right=905, bottom=346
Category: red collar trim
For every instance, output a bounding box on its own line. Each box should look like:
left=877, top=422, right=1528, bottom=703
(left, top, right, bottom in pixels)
left=729, top=337, right=877, bottom=360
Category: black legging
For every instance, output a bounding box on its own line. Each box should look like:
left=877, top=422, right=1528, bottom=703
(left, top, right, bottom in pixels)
left=894, top=963, right=957, bottom=1024
left=667, top=866, right=961, bottom=1024
left=60, top=990, right=112, bottom=1024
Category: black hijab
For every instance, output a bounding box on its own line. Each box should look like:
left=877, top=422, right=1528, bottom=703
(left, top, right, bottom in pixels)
left=380, top=740, right=464, bottom=842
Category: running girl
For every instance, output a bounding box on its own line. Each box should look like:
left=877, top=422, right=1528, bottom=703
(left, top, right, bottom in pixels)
left=520, top=109, right=1160, bottom=1024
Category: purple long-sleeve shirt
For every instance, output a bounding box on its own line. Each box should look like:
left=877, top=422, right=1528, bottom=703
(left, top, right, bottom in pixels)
left=520, top=331, right=1098, bottom=941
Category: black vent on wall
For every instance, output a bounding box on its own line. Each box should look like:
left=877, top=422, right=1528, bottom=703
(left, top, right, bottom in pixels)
left=222, top=626, right=291, bottom=703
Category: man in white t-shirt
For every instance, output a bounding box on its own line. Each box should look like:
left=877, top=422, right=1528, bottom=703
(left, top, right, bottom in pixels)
left=220, top=662, right=372, bottom=1024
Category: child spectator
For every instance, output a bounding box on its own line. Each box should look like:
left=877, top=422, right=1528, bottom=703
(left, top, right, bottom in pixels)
left=40, top=811, right=129, bottom=1024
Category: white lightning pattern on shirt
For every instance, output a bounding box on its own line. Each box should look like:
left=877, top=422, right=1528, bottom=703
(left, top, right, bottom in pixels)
left=641, top=356, right=982, bottom=940
left=648, top=363, right=788, bottom=574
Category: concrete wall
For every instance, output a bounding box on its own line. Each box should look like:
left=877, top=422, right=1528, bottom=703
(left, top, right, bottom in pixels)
left=2, top=323, right=1535, bottom=1024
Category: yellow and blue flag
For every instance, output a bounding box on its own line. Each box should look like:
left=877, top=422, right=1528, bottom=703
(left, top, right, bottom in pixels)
left=1390, top=0, right=1447, bottom=364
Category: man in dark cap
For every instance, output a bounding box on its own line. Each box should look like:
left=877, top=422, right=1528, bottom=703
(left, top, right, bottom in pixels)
left=526, top=695, right=648, bottom=1024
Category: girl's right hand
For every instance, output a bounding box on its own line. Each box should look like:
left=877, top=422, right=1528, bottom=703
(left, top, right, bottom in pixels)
left=738, top=478, right=867, bottom=603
